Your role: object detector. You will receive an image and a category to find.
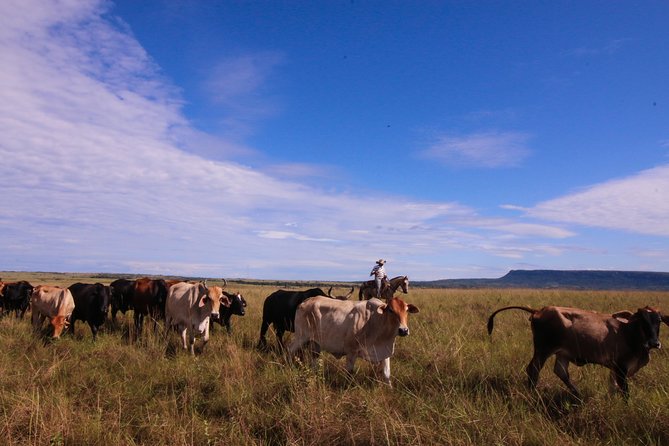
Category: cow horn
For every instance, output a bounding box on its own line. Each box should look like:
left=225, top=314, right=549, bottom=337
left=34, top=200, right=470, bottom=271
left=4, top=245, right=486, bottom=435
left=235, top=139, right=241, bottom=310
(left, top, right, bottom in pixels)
left=221, top=278, right=227, bottom=287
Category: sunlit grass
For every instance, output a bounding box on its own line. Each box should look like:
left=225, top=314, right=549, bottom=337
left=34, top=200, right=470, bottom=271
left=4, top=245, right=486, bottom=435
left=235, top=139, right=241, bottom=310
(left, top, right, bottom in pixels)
left=1, top=275, right=668, bottom=444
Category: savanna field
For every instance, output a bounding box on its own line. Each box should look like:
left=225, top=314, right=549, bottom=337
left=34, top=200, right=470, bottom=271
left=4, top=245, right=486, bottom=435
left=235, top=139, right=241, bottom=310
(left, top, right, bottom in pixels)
left=1, top=272, right=669, bottom=445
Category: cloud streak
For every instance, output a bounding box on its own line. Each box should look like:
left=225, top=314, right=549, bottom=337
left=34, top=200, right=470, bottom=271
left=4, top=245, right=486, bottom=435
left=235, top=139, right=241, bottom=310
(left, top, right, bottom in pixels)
left=526, top=165, right=669, bottom=237
left=420, top=131, right=531, bottom=168
left=203, top=51, right=285, bottom=138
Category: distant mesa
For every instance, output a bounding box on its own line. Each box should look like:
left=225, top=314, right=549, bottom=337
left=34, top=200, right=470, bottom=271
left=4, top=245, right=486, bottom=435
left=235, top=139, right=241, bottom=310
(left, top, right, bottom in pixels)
left=419, top=269, right=669, bottom=291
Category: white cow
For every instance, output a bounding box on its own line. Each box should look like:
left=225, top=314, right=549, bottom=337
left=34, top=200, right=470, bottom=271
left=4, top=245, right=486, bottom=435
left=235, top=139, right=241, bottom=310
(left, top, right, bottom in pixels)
left=31, top=285, right=76, bottom=338
left=288, top=296, right=419, bottom=386
left=165, top=282, right=230, bottom=354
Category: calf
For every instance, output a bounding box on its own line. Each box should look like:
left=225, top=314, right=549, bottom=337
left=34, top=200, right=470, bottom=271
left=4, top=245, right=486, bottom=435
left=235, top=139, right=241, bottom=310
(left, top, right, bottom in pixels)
left=257, top=287, right=328, bottom=350
left=288, top=296, right=419, bottom=386
left=68, top=282, right=111, bottom=340
left=165, top=282, right=230, bottom=354
left=31, top=285, right=75, bottom=338
left=487, top=305, right=669, bottom=397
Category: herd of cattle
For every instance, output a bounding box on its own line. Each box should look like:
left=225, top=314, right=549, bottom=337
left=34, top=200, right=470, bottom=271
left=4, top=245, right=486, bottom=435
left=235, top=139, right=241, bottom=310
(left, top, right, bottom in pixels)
left=0, top=278, right=247, bottom=346
left=1, top=275, right=668, bottom=396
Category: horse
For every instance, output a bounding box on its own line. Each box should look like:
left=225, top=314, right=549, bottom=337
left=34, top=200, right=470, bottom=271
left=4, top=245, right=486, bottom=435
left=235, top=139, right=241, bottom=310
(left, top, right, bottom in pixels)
left=358, top=275, right=409, bottom=300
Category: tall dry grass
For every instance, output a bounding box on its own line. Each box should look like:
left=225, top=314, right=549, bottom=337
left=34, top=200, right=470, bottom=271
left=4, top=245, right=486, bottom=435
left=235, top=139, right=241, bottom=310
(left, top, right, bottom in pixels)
left=0, top=274, right=668, bottom=445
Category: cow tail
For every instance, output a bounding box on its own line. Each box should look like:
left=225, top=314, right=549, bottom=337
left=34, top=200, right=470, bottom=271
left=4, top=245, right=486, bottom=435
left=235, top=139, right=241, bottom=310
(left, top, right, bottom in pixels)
left=487, top=306, right=537, bottom=335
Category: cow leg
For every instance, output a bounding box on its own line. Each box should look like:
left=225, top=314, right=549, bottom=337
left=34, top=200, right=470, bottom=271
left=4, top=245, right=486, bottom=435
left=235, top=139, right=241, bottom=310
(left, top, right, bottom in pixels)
left=276, top=329, right=286, bottom=351
left=553, top=355, right=579, bottom=396
left=526, top=349, right=550, bottom=390
left=612, top=366, right=629, bottom=399
left=201, top=320, right=211, bottom=352
left=345, top=354, right=357, bottom=374
left=180, top=326, right=189, bottom=351
left=89, top=322, right=98, bottom=341
left=373, top=358, right=392, bottom=387
left=32, top=311, right=43, bottom=332
left=188, top=330, right=196, bottom=356
left=134, top=312, right=144, bottom=335
left=152, top=312, right=161, bottom=333
left=287, top=335, right=308, bottom=363
left=257, top=319, right=270, bottom=350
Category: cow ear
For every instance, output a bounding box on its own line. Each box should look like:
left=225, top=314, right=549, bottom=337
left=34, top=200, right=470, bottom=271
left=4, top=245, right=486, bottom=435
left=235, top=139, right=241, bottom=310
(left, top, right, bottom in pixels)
left=377, top=304, right=386, bottom=314
left=219, top=296, right=231, bottom=307
left=612, top=310, right=633, bottom=323
left=198, top=295, right=209, bottom=308
left=407, top=304, right=420, bottom=314
left=662, top=314, right=669, bottom=327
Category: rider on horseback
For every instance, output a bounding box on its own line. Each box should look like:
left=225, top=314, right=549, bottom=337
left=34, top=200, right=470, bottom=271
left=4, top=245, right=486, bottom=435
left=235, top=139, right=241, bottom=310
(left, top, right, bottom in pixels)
left=370, top=259, right=388, bottom=298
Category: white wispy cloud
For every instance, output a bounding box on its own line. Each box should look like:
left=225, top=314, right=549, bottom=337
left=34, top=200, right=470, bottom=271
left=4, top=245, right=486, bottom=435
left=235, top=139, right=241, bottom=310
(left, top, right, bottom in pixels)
left=206, top=52, right=285, bottom=105
left=526, top=165, right=669, bottom=237
left=563, top=38, right=632, bottom=58
left=420, top=131, right=531, bottom=168
left=203, top=51, right=285, bottom=138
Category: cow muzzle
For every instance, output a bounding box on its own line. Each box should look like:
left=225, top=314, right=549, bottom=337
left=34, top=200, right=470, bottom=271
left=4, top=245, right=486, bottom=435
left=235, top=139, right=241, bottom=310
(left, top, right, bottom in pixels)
left=210, top=312, right=220, bottom=321
left=647, top=340, right=661, bottom=349
left=398, top=327, right=409, bottom=337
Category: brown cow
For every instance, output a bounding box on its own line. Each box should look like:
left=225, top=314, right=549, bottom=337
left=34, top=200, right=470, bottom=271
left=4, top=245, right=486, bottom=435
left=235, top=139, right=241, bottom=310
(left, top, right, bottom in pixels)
left=31, top=285, right=76, bottom=338
left=132, top=278, right=168, bottom=334
left=487, top=305, right=669, bottom=397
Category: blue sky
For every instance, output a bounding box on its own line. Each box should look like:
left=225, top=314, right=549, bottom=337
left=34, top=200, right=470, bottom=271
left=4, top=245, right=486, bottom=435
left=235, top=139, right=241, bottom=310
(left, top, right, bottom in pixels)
left=1, top=0, right=668, bottom=281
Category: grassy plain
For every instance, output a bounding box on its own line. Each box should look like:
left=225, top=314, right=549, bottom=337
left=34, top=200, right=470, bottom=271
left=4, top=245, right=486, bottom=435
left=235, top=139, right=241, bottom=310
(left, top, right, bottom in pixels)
left=1, top=272, right=668, bottom=445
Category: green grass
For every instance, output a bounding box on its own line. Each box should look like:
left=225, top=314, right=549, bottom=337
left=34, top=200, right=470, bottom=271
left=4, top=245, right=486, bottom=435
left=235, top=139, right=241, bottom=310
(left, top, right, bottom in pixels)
left=1, top=274, right=669, bottom=445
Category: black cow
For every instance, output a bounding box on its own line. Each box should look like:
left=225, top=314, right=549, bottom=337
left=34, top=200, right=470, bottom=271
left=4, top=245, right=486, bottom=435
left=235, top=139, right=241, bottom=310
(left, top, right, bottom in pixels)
left=68, top=282, right=111, bottom=340
left=109, top=278, right=136, bottom=321
left=1, top=281, right=33, bottom=318
left=212, top=291, right=247, bottom=334
left=257, top=287, right=328, bottom=350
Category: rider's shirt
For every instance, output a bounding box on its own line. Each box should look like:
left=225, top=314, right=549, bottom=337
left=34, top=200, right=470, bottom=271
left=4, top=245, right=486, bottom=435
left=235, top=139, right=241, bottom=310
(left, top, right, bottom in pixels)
left=371, top=264, right=387, bottom=279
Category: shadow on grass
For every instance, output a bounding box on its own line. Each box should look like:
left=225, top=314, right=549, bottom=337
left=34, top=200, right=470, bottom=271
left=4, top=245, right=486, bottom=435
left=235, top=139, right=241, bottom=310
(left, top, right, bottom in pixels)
left=463, top=374, right=514, bottom=394
left=164, top=340, right=179, bottom=358
left=451, top=371, right=586, bottom=421
left=532, top=389, right=585, bottom=421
